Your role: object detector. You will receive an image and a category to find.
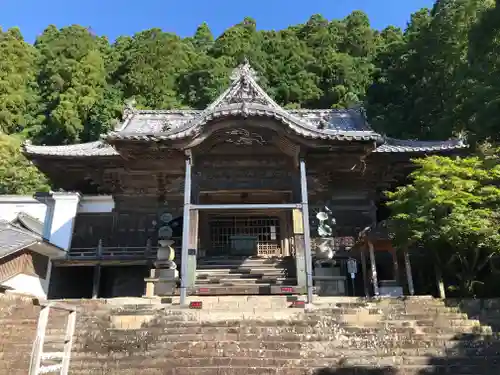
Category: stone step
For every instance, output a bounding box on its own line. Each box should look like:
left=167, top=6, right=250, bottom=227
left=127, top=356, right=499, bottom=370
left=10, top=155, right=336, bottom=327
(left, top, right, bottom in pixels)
left=79, top=330, right=500, bottom=346
left=196, top=264, right=289, bottom=271
left=67, top=366, right=312, bottom=375
left=96, top=322, right=493, bottom=337
left=65, top=344, right=500, bottom=360
left=379, top=318, right=481, bottom=327
left=196, top=277, right=296, bottom=286
left=77, top=354, right=500, bottom=368
left=65, top=357, right=500, bottom=375
left=187, top=284, right=300, bottom=295
left=197, top=256, right=290, bottom=263
left=196, top=268, right=287, bottom=276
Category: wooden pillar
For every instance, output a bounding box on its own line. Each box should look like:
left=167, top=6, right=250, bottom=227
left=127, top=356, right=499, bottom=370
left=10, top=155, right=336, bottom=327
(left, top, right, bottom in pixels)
left=360, top=245, right=369, bottom=297
left=404, top=248, right=415, bottom=296
left=180, top=153, right=192, bottom=306
left=187, top=209, right=199, bottom=287
left=392, top=248, right=400, bottom=284
left=292, top=209, right=307, bottom=291
left=368, top=241, right=379, bottom=296
left=299, top=158, right=313, bottom=304
left=92, top=239, right=103, bottom=299
left=435, top=262, right=446, bottom=299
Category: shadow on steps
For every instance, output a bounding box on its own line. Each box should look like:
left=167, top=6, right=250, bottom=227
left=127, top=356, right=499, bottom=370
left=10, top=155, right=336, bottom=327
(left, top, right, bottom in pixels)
left=313, top=366, right=397, bottom=375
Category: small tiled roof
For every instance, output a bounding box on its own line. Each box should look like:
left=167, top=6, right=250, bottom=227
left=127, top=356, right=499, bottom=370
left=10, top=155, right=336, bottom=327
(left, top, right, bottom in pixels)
left=374, top=137, right=468, bottom=153
left=0, top=215, right=65, bottom=260
left=13, top=212, right=44, bottom=236
left=24, top=140, right=118, bottom=157
left=0, top=220, right=40, bottom=259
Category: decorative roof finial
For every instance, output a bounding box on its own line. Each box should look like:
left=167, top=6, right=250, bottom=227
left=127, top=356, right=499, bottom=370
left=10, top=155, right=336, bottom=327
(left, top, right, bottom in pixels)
left=230, top=58, right=259, bottom=83
left=122, top=98, right=137, bottom=120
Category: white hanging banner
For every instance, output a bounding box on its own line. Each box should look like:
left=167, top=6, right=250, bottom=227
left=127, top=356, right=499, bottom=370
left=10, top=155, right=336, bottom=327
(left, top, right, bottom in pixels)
left=347, top=258, right=358, bottom=278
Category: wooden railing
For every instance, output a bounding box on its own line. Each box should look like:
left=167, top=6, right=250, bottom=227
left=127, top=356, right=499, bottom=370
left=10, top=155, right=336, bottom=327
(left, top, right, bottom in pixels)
left=68, top=246, right=159, bottom=259
left=67, top=239, right=181, bottom=260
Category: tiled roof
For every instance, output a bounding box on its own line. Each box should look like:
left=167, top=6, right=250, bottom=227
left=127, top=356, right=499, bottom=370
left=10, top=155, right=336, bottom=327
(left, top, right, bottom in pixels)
left=13, top=212, right=44, bottom=236
left=0, top=220, right=40, bottom=259
left=24, top=140, right=118, bottom=157
left=374, top=137, right=468, bottom=153
left=23, top=135, right=468, bottom=157
left=108, top=61, right=379, bottom=142
left=21, top=62, right=468, bottom=157
left=0, top=214, right=65, bottom=260
left=107, top=104, right=381, bottom=142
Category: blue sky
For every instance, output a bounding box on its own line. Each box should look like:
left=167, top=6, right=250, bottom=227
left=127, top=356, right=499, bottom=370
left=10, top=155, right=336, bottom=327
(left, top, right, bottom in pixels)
left=1, top=0, right=435, bottom=43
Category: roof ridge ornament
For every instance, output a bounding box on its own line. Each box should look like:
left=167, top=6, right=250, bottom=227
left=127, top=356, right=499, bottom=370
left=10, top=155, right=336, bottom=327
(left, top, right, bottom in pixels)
left=122, top=98, right=137, bottom=120
left=230, top=58, right=259, bottom=82
left=214, top=60, right=281, bottom=109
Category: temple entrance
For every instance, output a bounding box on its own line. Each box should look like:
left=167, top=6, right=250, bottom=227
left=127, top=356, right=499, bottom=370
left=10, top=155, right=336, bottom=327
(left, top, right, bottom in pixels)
left=207, top=214, right=282, bottom=257
left=199, top=191, right=292, bottom=259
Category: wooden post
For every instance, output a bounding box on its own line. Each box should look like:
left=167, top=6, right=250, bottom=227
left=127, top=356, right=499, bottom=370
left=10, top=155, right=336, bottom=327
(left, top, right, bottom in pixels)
left=60, top=309, right=77, bottom=375
left=299, top=158, right=313, bottom=304
left=368, top=241, right=379, bottom=296
left=187, top=209, right=199, bottom=287
left=292, top=209, right=307, bottom=292
left=392, top=248, right=400, bottom=284
left=92, top=240, right=102, bottom=299
left=145, top=238, right=152, bottom=258
left=360, top=245, right=369, bottom=297
left=28, top=305, right=50, bottom=375
left=403, top=248, right=415, bottom=296
left=435, top=262, right=446, bottom=299
left=180, top=154, right=192, bottom=306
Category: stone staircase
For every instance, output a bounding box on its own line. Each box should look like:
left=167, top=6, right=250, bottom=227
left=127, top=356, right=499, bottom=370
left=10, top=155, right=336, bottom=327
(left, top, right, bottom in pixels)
left=3, top=294, right=500, bottom=374
left=193, top=256, right=297, bottom=295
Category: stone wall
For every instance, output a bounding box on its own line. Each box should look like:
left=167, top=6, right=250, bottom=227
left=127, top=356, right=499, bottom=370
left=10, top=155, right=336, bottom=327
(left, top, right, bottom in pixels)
left=0, top=293, right=39, bottom=375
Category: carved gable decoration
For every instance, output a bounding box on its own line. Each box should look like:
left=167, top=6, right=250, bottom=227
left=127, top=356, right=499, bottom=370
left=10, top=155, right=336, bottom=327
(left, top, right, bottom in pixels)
left=225, top=128, right=266, bottom=146
left=211, top=60, right=281, bottom=110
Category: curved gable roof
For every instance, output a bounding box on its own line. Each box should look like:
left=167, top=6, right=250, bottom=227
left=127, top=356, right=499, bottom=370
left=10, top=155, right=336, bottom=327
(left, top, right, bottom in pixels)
left=22, top=62, right=467, bottom=158
left=106, top=61, right=381, bottom=142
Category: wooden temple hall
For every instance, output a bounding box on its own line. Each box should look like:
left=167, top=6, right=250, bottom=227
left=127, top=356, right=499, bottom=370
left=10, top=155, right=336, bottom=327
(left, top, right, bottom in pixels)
left=23, top=62, right=466, bottom=302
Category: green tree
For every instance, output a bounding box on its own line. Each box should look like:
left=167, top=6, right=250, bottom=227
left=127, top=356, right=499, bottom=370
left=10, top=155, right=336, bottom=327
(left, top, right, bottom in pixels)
left=116, top=28, right=195, bottom=109
left=190, top=22, right=214, bottom=52
left=0, top=133, right=49, bottom=194
left=367, top=1, right=495, bottom=140
left=463, top=0, right=500, bottom=141
left=0, top=28, right=40, bottom=134
left=386, top=154, right=500, bottom=296
left=33, top=25, right=111, bottom=144
left=260, top=29, right=320, bottom=107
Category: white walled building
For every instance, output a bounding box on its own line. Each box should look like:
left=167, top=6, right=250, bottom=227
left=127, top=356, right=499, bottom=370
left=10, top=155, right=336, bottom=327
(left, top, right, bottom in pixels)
left=0, top=193, right=114, bottom=299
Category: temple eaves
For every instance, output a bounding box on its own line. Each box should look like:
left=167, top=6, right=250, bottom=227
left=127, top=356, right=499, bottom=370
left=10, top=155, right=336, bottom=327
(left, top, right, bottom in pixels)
left=21, top=61, right=468, bottom=157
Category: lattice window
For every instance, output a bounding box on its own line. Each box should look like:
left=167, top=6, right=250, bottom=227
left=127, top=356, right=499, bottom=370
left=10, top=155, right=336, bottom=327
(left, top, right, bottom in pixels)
left=209, top=216, right=282, bottom=257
